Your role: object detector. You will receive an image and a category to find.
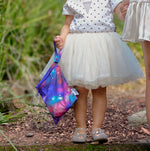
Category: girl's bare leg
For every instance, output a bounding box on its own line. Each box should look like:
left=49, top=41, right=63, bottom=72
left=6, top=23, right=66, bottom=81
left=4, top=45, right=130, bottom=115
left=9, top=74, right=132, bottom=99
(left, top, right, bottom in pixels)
left=74, top=87, right=89, bottom=129
left=141, top=41, right=150, bottom=127
left=92, top=87, right=107, bottom=129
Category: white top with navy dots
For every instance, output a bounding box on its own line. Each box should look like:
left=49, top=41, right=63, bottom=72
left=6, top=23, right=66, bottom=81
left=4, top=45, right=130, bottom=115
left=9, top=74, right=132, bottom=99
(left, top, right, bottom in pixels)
left=63, top=0, right=122, bottom=33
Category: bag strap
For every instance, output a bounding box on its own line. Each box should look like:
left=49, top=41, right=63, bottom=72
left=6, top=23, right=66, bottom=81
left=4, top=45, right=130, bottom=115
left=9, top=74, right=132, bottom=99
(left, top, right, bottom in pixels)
left=54, top=41, right=62, bottom=63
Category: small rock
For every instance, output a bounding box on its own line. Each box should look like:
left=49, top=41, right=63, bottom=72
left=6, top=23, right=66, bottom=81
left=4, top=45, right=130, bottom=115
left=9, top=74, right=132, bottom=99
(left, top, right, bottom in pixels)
left=25, top=132, right=34, bottom=137
left=128, top=110, right=147, bottom=125
left=35, top=141, right=39, bottom=144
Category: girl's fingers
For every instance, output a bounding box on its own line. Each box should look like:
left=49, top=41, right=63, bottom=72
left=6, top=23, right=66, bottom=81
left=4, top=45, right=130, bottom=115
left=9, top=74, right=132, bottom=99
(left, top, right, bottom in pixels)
left=55, top=42, right=64, bottom=49
left=55, top=36, right=63, bottom=41
left=57, top=43, right=64, bottom=49
left=58, top=43, right=64, bottom=48
left=57, top=46, right=63, bottom=49
left=54, top=37, right=60, bottom=42
left=54, top=36, right=61, bottom=43
left=54, top=36, right=64, bottom=49
left=121, top=7, right=128, bottom=18
left=55, top=35, right=61, bottom=39
left=120, top=3, right=129, bottom=18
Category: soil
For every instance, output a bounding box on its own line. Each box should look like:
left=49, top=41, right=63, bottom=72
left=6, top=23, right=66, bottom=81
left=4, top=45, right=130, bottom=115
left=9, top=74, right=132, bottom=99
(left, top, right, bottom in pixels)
left=0, top=79, right=150, bottom=147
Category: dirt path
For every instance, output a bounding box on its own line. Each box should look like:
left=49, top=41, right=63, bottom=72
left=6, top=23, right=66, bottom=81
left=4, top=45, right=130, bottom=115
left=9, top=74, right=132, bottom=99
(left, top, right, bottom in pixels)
left=0, top=79, right=150, bottom=146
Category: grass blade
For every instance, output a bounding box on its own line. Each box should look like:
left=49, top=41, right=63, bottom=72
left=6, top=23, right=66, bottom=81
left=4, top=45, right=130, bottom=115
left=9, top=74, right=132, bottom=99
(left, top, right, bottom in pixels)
left=0, top=129, right=18, bottom=151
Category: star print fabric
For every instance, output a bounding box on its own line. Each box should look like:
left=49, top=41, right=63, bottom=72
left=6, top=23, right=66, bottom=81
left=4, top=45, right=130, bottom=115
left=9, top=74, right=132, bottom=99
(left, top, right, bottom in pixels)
left=62, top=0, right=122, bottom=33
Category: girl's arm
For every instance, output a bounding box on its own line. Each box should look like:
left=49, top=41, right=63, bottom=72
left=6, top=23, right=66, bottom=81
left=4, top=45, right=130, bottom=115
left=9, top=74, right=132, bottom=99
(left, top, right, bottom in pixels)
left=54, top=15, right=73, bottom=49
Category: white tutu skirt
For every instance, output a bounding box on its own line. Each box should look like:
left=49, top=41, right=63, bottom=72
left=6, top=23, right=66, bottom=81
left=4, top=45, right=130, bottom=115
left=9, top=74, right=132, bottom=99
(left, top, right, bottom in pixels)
left=41, top=32, right=143, bottom=89
left=122, top=0, right=150, bottom=42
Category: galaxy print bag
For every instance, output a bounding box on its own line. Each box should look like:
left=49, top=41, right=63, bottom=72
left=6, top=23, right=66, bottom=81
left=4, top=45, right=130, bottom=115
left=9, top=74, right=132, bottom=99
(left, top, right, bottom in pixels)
left=36, top=41, right=78, bottom=124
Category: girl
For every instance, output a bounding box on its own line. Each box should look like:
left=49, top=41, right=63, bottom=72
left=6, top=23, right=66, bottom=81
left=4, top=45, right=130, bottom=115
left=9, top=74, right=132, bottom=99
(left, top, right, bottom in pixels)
left=121, top=0, right=150, bottom=128
left=41, top=0, right=143, bottom=143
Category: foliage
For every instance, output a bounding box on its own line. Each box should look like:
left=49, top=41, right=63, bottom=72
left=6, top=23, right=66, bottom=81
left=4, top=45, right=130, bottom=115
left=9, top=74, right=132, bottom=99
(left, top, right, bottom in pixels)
left=0, top=0, right=65, bottom=82
left=0, top=0, right=66, bottom=117
left=0, top=0, right=65, bottom=148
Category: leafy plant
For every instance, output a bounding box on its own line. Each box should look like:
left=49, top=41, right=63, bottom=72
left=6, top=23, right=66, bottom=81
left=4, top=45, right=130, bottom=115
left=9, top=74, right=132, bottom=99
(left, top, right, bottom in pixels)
left=0, top=0, right=65, bottom=81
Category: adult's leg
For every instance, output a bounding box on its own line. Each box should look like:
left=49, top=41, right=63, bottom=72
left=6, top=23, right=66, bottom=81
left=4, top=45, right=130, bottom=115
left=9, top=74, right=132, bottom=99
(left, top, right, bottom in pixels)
left=74, top=87, right=89, bottom=129
left=141, top=41, right=150, bottom=127
left=91, top=87, right=107, bottom=129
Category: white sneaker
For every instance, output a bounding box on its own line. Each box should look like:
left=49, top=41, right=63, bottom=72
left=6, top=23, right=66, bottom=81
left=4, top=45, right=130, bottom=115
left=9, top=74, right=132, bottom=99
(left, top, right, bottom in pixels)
left=92, top=128, right=108, bottom=142
left=72, top=128, right=87, bottom=143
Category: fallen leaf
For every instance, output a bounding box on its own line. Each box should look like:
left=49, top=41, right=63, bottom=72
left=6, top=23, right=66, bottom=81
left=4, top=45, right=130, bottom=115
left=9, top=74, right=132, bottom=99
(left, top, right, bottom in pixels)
left=141, top=127, right=150, bottom=135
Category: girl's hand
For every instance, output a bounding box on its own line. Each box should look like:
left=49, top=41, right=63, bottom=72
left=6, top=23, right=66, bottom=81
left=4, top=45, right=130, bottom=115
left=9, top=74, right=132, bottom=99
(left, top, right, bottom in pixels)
left=120, top=3, right=129, bottom=20
left=120, top=0, right=129, bottom=20
left=54, top=15, right=73, bottom=49
left=54, top=36, right=65, bottom=49
left=114, top=2, right=125, bottom=21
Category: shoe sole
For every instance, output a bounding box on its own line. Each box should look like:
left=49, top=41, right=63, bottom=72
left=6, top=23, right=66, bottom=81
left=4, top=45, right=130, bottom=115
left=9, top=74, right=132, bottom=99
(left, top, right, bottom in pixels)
left=72, top=138, right=86, bottom=143
left=73, top=141, right=86, bottom=144
left=93, top=138, right=108, bottom=143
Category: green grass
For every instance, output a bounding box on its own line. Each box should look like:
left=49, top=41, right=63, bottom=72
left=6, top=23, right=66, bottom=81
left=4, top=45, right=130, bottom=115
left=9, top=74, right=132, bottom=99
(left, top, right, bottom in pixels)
left=0, top=129, right=18, bottom=151
left=0, top=0, right=65, bottom=148
left=0, top=0, right=66, bottom=113
left=0, top=0, right=65, bottom=82
left=0, top=144, right=150, bottom=151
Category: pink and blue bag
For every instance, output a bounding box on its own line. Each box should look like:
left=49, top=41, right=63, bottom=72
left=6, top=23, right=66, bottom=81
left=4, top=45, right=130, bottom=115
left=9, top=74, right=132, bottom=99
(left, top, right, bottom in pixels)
left=36, top=41, right=78, bottom=124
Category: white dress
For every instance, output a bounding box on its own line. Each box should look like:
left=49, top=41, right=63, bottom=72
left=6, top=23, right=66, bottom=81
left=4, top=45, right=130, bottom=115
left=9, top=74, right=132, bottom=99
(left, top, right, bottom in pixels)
left=122, top=0, right=150, bottom=42
left=41, top=0, right=143, bottom=89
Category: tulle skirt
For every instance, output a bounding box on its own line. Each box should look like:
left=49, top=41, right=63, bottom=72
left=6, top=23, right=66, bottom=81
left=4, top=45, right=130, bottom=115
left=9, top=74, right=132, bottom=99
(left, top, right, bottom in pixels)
left=122, top=0, right=150, bottom=42
left=41, top=32, right=143, bottom=89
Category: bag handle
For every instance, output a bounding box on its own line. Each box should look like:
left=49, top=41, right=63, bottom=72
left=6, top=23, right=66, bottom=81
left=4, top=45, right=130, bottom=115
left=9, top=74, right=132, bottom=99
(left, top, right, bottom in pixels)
left=54, top=41, right=63, bottom=63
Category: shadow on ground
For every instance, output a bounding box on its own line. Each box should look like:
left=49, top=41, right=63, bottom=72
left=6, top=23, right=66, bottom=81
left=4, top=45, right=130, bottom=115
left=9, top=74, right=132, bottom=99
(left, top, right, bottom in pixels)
left=1, top=143, right=150, bottom=151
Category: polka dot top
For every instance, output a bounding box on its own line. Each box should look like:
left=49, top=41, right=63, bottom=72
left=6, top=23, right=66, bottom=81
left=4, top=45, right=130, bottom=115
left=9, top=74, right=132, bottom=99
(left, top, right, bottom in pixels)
left=63, top=0, right=122, bottom=33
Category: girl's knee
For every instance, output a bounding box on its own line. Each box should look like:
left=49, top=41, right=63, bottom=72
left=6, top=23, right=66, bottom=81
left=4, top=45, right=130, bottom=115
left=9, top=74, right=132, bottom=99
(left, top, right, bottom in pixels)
left=144, top=40, right=150, bottom=46
left=145, top=65, right=150, bottom=79
left=76, top=86, right=89, bottom=95
left=146, top=72, right=150, bottom=82
left=146, top=71, right=150, bottom=79
left=92, top=86, right=106, bottom=95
